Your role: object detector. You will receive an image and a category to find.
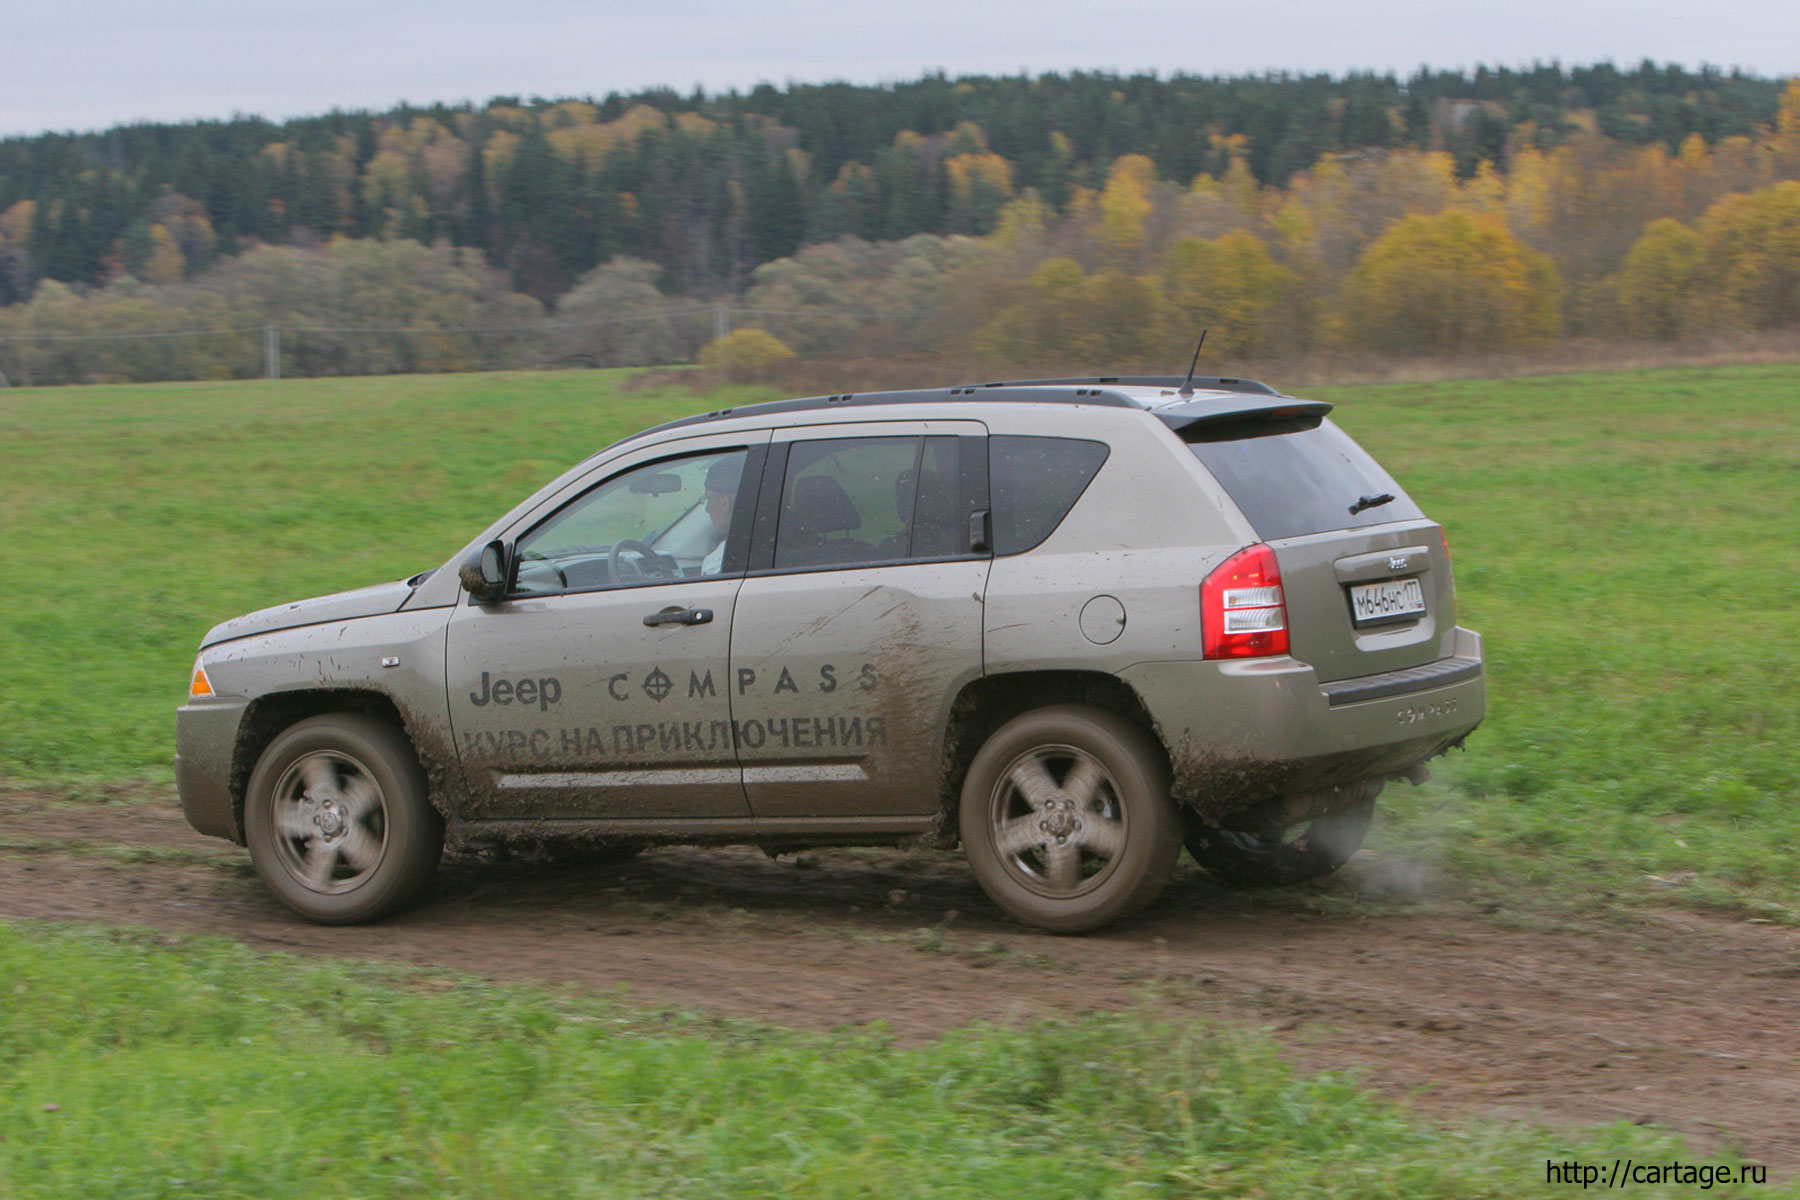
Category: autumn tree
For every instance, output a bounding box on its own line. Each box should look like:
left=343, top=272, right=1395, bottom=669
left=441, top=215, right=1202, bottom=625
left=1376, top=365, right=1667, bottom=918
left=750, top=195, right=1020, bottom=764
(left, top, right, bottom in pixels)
left=741, top=234, right=985, bottom=357
left=1337, top=210, right=1562, bottom=353
left=945, top=151, right=1015, bottom=235
left=1163, top=231, right=1306, bottom=358
left=1694, top=181, right=1800, bottom=330
left=971, top=257, right=1175, bottom=366
left=698, top=328, right=798, bottom=380
left=551, top=257, right=684, bottom=367
left=1615, top=218, right=1705, bottom=338
left=1098, top=154, right=1156, bottom=262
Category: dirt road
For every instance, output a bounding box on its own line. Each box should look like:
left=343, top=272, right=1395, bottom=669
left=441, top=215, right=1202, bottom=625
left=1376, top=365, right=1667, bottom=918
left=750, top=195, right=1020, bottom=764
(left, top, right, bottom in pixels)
left=4, top=791, right=1797, bottom=1168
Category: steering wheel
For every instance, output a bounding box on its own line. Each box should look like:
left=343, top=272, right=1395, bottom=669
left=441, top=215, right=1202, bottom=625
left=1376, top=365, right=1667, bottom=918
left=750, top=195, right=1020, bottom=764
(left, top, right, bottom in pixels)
left=608, top=539, right=669, bottom=584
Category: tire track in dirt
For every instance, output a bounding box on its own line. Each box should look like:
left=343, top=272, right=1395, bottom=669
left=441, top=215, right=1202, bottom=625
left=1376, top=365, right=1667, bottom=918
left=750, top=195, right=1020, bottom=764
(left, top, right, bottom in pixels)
left=3, top=792, right=1798, bottom=1168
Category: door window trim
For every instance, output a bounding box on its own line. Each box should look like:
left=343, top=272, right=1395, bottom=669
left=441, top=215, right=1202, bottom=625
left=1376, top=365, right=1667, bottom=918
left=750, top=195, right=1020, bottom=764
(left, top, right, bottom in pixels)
left=747, top=431, right=992, bottom=578
left=490, top=440, right=769, bottom=601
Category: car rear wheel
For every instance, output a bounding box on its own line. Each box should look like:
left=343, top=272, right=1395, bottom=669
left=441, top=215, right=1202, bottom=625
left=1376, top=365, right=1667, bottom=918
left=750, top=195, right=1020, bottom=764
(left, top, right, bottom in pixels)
left=244, top=714, right=443, bottom=924
left=960, top=705, right=1180, bottom=934
left=1184, top=785, right=1378, bottom=887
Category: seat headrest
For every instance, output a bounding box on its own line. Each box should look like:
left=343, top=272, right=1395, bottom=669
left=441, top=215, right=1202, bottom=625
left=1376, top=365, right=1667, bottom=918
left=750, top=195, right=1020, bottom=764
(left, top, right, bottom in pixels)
left=789, top=475, right=862, bottom=535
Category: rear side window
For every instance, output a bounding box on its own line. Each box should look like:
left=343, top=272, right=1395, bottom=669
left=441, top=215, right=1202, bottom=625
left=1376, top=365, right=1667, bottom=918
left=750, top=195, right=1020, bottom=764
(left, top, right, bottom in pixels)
left=1188, top=419, right=1423, bottom=540
left=773, top=435, right=966, bottom=570
left=990, top=436, right=1110, bottom=555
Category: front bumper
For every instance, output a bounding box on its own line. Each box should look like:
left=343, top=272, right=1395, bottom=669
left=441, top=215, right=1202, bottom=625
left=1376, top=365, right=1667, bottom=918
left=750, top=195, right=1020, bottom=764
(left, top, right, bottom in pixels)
left=1120, top=626, right=1485, bottom=815
left=175, top=697, right=249, bottom=842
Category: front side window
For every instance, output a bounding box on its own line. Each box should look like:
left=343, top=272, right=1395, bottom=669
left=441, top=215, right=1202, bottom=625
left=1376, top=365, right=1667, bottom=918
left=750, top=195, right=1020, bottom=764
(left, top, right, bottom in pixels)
left=512, top=447, right=749, bottom=594
left=773, top=436, right=965, bottom=570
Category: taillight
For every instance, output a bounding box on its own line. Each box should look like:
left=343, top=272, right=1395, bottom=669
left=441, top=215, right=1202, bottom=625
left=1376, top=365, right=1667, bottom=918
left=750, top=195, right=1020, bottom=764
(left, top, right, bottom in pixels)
left=1202, top=543, right=1289, bottom=659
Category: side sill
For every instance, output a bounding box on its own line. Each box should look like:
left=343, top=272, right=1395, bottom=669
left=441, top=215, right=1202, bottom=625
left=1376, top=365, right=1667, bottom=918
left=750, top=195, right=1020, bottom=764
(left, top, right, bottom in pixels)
left=458, top=814, right=941, bottom=840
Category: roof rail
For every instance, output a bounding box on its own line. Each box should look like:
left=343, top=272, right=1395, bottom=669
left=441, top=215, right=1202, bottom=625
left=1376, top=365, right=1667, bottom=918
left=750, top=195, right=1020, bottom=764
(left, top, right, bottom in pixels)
left=976, top=375, right=1280, bottom=395
left=627, top=374, right=1286, bottom=445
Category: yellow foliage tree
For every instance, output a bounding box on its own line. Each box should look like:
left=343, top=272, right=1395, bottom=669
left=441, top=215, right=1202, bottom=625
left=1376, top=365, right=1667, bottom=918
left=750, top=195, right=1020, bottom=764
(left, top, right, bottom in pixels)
left=945, top=151, right=1015, bottom=233
left=1099, top=154, right=1156, bottom=259
left=1616, top=218, right=1705, bottom=338
left=547, top=104, right=667, bottom=166
left=991, top=191, right=1050, bottom=249
left=1694, top=180, right=1800, bottom=330
left=971, top=258, right=1174, bottom=366
left=1771, top=79, right=1800, bottom=176
left=1504, top=147, right=1554, bottom=237
left=0, top=200, right=33, bottom=249
left=1337, top=210, right=1563, bottom=353
left=1163, top=232, right=1304, bottom=357
left=142, top=225, right=186, bottom=284
left=699, top=328, right=799, bottom=380
left=946, top=152, right=1014, bottom=203
left=1220, top=154, right=1260, bottom=219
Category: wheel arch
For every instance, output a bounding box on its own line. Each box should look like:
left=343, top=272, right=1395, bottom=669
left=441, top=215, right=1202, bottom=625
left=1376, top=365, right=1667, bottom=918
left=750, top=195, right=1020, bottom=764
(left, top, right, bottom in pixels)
left=936, top=670, right=1167, bottom=839
left=230, top=689, right=417, bottom=841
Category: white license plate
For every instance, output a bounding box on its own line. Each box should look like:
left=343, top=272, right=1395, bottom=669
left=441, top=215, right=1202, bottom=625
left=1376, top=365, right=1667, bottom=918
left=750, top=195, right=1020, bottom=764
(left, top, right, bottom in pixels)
left=1349, top=578, right=1426, bottom=626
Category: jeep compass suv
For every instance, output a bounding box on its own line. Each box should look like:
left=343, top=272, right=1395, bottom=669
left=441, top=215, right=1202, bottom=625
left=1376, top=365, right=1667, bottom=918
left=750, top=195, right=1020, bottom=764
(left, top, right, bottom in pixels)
left=177, top=375, right=1483, bottom=932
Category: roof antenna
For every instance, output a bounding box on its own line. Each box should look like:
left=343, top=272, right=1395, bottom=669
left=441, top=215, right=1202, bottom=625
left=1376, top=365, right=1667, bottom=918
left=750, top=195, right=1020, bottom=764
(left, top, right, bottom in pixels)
left=1177, top=329, right=1208, bottom=398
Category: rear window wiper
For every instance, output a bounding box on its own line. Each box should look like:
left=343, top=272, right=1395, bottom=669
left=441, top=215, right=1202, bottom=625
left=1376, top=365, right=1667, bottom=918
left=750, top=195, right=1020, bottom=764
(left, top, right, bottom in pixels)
left=1348, top=492, right=1395, bottom=516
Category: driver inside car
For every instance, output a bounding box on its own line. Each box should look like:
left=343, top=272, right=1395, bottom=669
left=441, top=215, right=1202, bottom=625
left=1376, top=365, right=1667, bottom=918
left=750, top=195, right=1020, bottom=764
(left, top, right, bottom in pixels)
left=699, top=454, right=741, bottom=575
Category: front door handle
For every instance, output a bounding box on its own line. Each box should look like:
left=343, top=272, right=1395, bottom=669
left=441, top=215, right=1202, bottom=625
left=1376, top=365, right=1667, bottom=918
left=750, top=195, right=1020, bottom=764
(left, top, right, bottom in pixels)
left=644, top=606, right=714, bottom=627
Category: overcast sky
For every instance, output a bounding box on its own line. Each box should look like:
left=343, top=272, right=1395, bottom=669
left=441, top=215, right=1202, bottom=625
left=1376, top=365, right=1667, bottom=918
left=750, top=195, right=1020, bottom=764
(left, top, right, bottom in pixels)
left=5, top=0, right=1796, bottom=138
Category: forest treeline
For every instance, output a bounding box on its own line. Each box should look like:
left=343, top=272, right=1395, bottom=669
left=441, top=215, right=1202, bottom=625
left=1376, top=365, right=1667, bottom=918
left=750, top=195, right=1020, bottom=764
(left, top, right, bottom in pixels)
left=2, top=64, right=1799, bottom=385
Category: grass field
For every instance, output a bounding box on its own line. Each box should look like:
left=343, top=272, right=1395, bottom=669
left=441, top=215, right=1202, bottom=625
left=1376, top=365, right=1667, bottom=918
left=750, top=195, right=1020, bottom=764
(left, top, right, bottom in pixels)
left=1326, top=367, right=1799, bottom=920
left=2, top=363, right=1795, bottom=914
left=2, top=363, right=1797, bottom=1193
left=1, top=921, right=1767, bottom=1199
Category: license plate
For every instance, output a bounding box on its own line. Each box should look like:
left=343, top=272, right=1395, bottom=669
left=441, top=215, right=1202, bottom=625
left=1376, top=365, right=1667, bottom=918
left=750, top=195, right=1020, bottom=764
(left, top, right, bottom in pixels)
left=1349, top=578, right=1426, bottom=626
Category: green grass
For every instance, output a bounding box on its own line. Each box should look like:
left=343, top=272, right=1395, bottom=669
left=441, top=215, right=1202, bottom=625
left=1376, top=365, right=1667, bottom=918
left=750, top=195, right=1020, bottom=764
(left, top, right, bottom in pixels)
left=1310, top=366, right=1800, bottom=919
left=1, top=920, right=1771, bottom=1199
left=0, top=370, right=776, bottom=781
left=1, top=362, right=1796, bottom=917
left=3, top=365, right=1797, bottom=1195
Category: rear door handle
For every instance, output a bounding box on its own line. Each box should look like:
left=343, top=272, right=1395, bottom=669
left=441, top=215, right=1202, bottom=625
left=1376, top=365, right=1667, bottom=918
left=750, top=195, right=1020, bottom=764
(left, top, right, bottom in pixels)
left=644, top=606, right=714, bottom=627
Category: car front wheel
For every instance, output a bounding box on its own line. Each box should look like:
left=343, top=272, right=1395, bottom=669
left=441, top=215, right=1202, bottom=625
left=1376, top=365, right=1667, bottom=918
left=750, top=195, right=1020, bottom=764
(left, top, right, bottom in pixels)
left=959, top=705, right=1180, bottom=933
left=244, top=714, right=443, bottom=924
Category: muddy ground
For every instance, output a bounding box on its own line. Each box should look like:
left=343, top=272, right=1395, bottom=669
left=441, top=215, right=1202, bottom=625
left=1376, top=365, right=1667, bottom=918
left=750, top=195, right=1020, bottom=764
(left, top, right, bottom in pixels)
left=4, top=791, right=1798, bottom=1169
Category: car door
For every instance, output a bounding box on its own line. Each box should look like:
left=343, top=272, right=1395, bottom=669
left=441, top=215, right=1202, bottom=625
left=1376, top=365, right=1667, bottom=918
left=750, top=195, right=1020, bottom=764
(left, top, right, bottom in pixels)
left=728, top=422, right=991, bottom=818
left=445, top=433, right=769, bottom=819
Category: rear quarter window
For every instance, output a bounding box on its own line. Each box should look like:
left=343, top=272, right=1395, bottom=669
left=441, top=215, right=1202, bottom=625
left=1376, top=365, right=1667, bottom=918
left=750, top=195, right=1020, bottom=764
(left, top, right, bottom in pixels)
left=990, top=436, right=1110, bottom=555
left=1187, top=419, right=1424, bottom=540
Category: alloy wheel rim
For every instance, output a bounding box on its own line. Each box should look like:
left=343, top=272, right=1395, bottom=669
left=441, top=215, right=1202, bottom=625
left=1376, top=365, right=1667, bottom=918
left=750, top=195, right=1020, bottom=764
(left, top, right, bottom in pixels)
left=269, top=750, right=390, bottom=894
left=987, top=743, right=1127, bottom=899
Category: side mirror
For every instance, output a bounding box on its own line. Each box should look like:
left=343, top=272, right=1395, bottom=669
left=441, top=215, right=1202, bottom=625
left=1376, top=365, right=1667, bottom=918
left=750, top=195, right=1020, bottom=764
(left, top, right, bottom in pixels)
left=459, top=539, right=510, bottom=603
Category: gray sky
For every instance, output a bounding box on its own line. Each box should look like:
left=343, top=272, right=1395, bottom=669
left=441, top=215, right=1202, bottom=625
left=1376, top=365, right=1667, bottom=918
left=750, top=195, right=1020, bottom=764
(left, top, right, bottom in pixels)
left=5, top=0, right=1796, bottom=138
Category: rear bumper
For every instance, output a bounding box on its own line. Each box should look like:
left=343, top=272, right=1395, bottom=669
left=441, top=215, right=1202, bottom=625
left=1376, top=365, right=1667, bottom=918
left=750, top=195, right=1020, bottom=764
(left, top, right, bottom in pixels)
left=175, top=698, right=248, bottom=843
left=1120, top=626, right=1484, bottom=817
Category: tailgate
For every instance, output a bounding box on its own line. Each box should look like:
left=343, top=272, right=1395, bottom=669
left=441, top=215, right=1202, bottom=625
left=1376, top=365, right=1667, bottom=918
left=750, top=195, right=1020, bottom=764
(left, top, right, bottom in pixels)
left=1183, top=415, right=1459, bottom=685
left=1271, top=520, right=1457, bottom=684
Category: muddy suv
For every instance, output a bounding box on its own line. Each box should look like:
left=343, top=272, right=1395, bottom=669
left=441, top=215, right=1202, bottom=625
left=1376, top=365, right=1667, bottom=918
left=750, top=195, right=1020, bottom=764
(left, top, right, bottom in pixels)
left=176, top=375, right=1483, bottom=932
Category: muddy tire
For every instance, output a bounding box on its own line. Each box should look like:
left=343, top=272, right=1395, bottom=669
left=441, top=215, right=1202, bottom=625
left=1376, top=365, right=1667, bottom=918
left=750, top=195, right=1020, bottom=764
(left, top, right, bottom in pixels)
left=244, top=714, right=443, bottom=924
left=1185, top=789, right=1377, bottom=888
left=959, top=705, right=1180, bottom=934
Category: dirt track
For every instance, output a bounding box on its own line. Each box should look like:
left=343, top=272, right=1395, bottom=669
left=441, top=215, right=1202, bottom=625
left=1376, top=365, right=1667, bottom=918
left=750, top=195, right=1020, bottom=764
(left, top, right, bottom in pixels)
left=4, top=791, right=1799, bottom=1168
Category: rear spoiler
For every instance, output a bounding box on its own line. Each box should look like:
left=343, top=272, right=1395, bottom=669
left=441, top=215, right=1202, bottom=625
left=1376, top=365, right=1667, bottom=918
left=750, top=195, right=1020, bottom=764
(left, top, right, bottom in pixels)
left=1155, top=396, right=1334, bottom=441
